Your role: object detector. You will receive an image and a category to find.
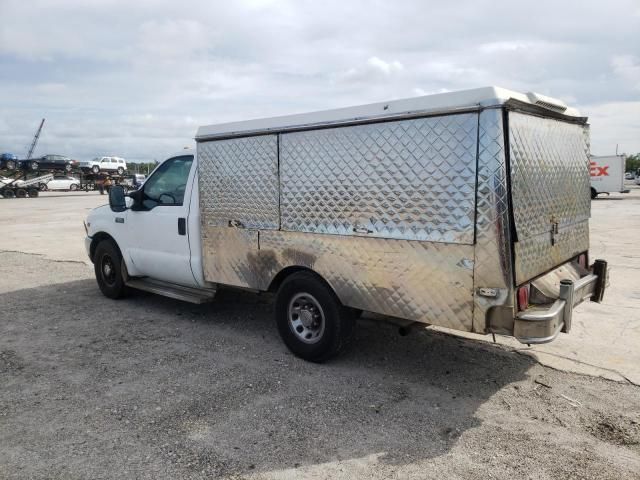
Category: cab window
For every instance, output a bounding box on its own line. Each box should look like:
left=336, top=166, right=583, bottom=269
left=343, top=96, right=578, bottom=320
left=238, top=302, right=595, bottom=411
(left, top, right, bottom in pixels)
left=141, top=155, right=193, bottom=209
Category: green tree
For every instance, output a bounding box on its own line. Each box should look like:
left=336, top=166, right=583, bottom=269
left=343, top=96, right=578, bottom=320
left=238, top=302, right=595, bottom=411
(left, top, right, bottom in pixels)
left=626, top=154, right=640, bottom=173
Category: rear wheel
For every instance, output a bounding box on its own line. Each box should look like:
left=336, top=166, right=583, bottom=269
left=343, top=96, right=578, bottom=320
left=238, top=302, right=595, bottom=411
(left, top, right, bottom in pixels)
left=2, top=189, right=15, bottom=198
left=28, top=188, right=39, bottom=197
left=275, top=271, right=355, bottom=362
left=29, top=161, right=38, bottom=171
left=117, top=167, right=124, bottom=175
left=92, top=165, right=100, bottom=174
left=15, top=188, right=27, bottom=198
left=6, top=160, right=16, bottom=170
left=39, top=183, right=48, bottom=191
left=70, top=184, right=78, bottom=191
left=94, top=239, right=128, bottom=299
left=64, top=163, right=72, bottom=172
left=591, top=188, right=597, bottom=199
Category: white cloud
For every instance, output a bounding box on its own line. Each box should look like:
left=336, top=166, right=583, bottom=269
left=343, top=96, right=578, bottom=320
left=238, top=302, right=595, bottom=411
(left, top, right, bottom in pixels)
left=334, top=56, right=404, bottom=84
left=0, top=0, right=639, bottom=160
left=611, top=55, right=640, bottom=91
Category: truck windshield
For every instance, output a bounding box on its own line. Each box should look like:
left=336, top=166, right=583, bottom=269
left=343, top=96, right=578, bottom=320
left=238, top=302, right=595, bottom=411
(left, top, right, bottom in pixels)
left=142, top=155, right=193, bottom=209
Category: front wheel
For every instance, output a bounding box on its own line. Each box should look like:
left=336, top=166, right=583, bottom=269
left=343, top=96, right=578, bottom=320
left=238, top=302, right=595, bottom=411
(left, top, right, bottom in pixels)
left=591, top=188, right=598, bottom=200
left=70, top=184, right=78, bottom=191
left=94, top=239, right=128, bottom=299
left=65, top=163, right=72, bottom=172
left=116, top=167, right=124, bottom=175
left=92, top=165, right=100, bottom=174
left=275, top=271, right=355, bottom=362
left=29, top=161, right=39, bottom=171
left=6, top=160, right=16, bottom=170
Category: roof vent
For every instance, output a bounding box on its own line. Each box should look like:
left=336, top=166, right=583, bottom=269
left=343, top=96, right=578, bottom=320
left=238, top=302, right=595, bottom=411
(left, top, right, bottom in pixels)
left=526, top=92, right=568, bottom=113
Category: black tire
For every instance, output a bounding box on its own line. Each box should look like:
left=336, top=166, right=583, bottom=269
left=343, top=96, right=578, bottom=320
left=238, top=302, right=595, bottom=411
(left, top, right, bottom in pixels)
left=2, top=189, right=15, bottom=198
left=117, top=167, right=124, bottom=175
left=65, top=163, right=72, bottom=172
left=92, top=165, right=100, bottom=174
left=590, top=188, right=597, bottom=199
left=70, top=184, right=78, bottom=191
left=6, top=160, right=16, bottom=170
left=29, top=161, right=38, bottom=171
left=39, top=183, right=48, bottom=191
left=94, top=239, right=128, bottom=299
left=275, top=271, right=355, bottom=362
left=15, top=188, right=27, bottom=198
left=28, top=188, right=39, bottom=197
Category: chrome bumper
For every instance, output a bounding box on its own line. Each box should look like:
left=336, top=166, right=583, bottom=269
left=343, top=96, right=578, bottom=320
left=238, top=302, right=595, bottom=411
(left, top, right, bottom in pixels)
left=514, top=259, right=608, bottom=344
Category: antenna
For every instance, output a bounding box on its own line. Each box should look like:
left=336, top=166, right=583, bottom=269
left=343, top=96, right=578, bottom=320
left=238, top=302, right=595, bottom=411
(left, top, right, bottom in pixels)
left=26, top=118, right=45, bottom=159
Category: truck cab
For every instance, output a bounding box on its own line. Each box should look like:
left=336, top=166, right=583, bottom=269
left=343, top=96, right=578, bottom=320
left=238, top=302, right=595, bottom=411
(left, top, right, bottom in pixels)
left=85, top=152, right=211, bottom=293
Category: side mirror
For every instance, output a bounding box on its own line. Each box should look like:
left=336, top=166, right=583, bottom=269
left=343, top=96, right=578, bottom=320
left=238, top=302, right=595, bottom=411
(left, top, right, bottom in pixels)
left=109, top=185, right=127, bottom=212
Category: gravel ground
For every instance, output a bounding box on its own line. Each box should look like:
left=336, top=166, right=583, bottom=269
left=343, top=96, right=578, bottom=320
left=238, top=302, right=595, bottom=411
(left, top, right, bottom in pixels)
left=0, top=252, right=639, bottom=479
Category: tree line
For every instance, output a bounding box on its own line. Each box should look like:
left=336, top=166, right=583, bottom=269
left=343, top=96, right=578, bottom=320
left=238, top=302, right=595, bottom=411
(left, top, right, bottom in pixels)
left=626, top=154, right=640, bottom=173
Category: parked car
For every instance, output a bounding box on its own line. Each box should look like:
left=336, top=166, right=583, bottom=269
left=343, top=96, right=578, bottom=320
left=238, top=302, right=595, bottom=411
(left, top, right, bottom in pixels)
left=20, top=154, right=78, bottom=172
left=624, top=172, right=636, bottom=180
left=0, top=153, right=18, bottom=170
left=43, top=175, right=80, bottom=191
left=80, top=156, right=127, bottom=175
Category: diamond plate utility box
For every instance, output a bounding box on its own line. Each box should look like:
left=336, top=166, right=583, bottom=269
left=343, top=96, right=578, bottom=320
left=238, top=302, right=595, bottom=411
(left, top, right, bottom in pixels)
left=195, top=86, right=607, bottom=344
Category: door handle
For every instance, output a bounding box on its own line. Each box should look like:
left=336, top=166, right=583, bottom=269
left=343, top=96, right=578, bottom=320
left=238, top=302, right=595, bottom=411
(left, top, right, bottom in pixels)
left=178, top=217, right=186, bottom=235
left=353, top=224, right=373, bottom=234
left=229, top=219, right=245, bottom=228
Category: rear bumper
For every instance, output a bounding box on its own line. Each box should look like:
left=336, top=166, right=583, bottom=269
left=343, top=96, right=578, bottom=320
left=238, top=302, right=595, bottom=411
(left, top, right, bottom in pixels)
left=514, top=259, right=608, bottom=344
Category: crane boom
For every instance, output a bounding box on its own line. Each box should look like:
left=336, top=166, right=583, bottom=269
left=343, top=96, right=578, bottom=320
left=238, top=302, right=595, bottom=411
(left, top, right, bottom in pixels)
left=26, top=118, right=45, bottom=159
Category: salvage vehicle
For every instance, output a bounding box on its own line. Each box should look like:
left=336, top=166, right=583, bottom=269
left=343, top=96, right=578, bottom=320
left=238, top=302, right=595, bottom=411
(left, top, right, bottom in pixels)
left=84, top=86, right=608, bottom=361
left=20, top=154, right=78, bottom=172
left=43, top=175, right=80, bottom=191
left=0, top=153, right=18, bottom=170
left=590, top=155, right=630, bottom=198
left=79, top=156, right=127, bottom=175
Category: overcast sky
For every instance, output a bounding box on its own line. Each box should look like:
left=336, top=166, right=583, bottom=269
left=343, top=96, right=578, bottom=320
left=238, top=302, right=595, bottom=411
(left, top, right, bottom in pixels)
left=0, top=0, right=638, bottom=162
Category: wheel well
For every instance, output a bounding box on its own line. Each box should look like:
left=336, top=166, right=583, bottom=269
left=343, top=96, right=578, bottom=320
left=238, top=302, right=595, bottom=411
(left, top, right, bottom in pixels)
left=268, top=266, right=338, bottom=298
left=90, top=232, right=120, bottom=262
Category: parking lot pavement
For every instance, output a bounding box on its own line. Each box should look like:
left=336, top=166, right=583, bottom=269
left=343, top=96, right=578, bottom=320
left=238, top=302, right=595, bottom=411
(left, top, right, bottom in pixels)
left=0, top=191, right=106, bottom=263
left=1, top=251, right=639, bottom=479
left=0, top=186, right=639, bottom=478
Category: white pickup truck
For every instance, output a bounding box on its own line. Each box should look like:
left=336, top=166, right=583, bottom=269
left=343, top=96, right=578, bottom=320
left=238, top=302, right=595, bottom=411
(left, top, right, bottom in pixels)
left=84, top=87, right=607, bottom=361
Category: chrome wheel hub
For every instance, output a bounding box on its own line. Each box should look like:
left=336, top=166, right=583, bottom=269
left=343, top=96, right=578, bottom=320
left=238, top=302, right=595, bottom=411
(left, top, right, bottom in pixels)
left=288, top=293, right=325, bottom=344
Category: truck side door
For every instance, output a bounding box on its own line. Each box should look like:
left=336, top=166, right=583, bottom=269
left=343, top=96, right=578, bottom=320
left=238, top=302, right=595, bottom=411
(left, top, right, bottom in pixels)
left=125, top=155, right=197, bottom=286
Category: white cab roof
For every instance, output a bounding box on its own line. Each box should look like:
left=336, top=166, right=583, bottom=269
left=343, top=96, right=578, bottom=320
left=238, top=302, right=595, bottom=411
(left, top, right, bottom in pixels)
left=196, top=86, right=581, bottom=140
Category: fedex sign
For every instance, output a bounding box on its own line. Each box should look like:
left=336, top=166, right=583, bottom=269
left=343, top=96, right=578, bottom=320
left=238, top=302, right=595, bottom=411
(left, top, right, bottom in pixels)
left=590, top=161, right=609, bottom=177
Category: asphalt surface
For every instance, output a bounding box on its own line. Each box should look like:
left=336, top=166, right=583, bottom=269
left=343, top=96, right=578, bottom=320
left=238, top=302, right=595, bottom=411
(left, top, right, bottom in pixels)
left=1, top=189, right=639, bottom=479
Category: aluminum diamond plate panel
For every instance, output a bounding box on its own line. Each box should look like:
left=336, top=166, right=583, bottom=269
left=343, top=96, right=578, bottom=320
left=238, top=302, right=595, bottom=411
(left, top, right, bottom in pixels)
left=198, top=136, right=279, bottom=229
left=509, top=112, right=591, bottom=284
left=201, top=226, right=475, bottom=331
left=509, top=113, right=591, bottom=238
left=280, top=113, right=478, bottom=244
left=514, top=221, right=589, bottom=285
left=473, top=109, right=515, bottom=333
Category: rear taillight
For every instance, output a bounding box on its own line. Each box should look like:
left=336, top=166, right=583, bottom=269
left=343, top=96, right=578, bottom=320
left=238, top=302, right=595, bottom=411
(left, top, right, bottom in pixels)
left=577, top=253, right=587, bottom=269
left=517, top=284, right=530, bottom=311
